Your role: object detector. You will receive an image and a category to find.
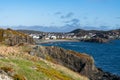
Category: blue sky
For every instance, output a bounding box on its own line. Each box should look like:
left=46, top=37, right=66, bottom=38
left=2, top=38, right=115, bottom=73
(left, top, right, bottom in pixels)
left=0, top=0, right=120, bottom=31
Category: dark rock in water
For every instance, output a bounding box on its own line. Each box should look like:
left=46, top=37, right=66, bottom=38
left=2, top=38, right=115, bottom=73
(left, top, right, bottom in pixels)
left=95, top=68, right=120, bottom=80
left=81, top=38, right=109, bottom=43
left=31, top=46, right=120, bottom=80
left=0, top=28, right=35, bottom=46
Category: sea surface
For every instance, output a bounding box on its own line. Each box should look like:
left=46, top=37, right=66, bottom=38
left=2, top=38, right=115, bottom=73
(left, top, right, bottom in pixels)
left=40, top=40, right=120, bottom=75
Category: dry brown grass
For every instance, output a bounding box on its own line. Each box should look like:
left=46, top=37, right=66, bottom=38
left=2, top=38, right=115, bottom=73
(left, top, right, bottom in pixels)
left=0, top=46, right=19, bottom=56
left=0, top=45, right=32, bottom=58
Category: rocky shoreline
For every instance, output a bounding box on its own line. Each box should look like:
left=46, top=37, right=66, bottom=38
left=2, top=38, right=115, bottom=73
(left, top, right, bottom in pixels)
left=80, top=38, right=110, bottom=43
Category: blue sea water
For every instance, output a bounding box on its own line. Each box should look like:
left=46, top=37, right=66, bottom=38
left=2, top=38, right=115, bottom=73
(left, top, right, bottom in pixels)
left=40, top=40, right=120, bottom=75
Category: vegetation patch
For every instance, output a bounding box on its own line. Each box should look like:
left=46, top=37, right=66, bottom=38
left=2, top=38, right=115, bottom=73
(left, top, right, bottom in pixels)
left=36, top=64, right=73, bottom=80
left=13, top=74, right=26, bottom=80
left=0, top=66, right=14, bottom=73
left=0, top=57, right=83, bottom=80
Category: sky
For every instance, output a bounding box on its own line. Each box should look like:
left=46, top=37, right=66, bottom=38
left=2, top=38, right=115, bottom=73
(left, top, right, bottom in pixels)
left=0, top=0, right=120, bottom=32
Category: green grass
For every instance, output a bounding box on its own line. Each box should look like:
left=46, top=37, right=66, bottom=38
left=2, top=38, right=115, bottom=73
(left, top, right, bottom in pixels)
left=0, top=57, right=76, bottom=80
left=0, top=57, right=49, bottom=80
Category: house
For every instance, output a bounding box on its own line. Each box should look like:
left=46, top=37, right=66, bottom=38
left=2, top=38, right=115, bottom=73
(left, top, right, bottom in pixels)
left=50, top=36, right=57, bottom=39
left=29, top=34, right=40, bottom=39
left=33, top=35, right=39, bottom=39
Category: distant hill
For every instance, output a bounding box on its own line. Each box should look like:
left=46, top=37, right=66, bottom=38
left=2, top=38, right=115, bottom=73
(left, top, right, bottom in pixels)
left=70, top=29, right=106, bottom=33
left=17, top=30, right=45, bottom=34
left=69, top=28, right=120, bottom=35
left=70, top=28, right=120, bottom=33
left=17, top=29, right=65, bottom=35
left=70, top=29, right=86, bottom=33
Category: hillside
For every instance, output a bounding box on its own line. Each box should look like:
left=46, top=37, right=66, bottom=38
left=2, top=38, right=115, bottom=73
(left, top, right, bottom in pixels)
left=0, top=45, right=88, bottom=80
left=17, top=30, right=45, bottom=34
left=0, top=28, right=34, bottom=46
left=31, top=45, right=120, bottom=80
left=0, top=44, right=119, bottom=80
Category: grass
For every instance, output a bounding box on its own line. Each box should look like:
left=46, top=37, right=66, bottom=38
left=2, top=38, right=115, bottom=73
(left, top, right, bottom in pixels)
left=0, top=45, right=89, bottom=80
left=0, top=57, right=87, bottom=80
left=36, top=64, right=73, bottom=80
left=0, top=57, right=49, bottom=80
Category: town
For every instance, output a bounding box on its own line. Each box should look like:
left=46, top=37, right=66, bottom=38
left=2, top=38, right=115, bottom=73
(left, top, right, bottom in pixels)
left=18, top=29, right=120, bottom=43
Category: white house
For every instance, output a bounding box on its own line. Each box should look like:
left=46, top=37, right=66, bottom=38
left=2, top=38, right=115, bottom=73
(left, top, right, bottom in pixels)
left=33, top=35, right=39, bottom=39
left=50, top=36, right=57, bottom=39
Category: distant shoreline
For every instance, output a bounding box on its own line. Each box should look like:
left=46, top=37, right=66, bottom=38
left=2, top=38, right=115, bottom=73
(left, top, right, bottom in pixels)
left=36, top=39, right=79, bottom=44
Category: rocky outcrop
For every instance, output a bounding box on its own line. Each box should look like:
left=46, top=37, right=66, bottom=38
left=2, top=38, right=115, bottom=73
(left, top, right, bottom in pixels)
left=81, top=38, right=109, bottom=43
left=0, top=70, right=13, bottom=80
left=70, top=29, right=120, bottom=43
left=30, top=46, right=120, bottom=80
left=0, top=28, right=35, bottom=46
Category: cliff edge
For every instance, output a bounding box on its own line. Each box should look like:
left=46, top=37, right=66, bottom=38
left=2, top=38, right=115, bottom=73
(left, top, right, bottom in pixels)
left=31, top=45, right=120, bottom=80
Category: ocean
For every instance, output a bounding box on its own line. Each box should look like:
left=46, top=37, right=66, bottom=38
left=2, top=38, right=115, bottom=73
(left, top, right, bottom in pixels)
left=40, top=40, right=120, bottom=75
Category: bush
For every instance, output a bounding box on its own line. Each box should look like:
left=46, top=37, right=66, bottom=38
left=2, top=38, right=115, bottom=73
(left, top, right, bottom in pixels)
left=0, top=66, right=14, bottom=73
left=13, top=74, right=26, bottom=80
